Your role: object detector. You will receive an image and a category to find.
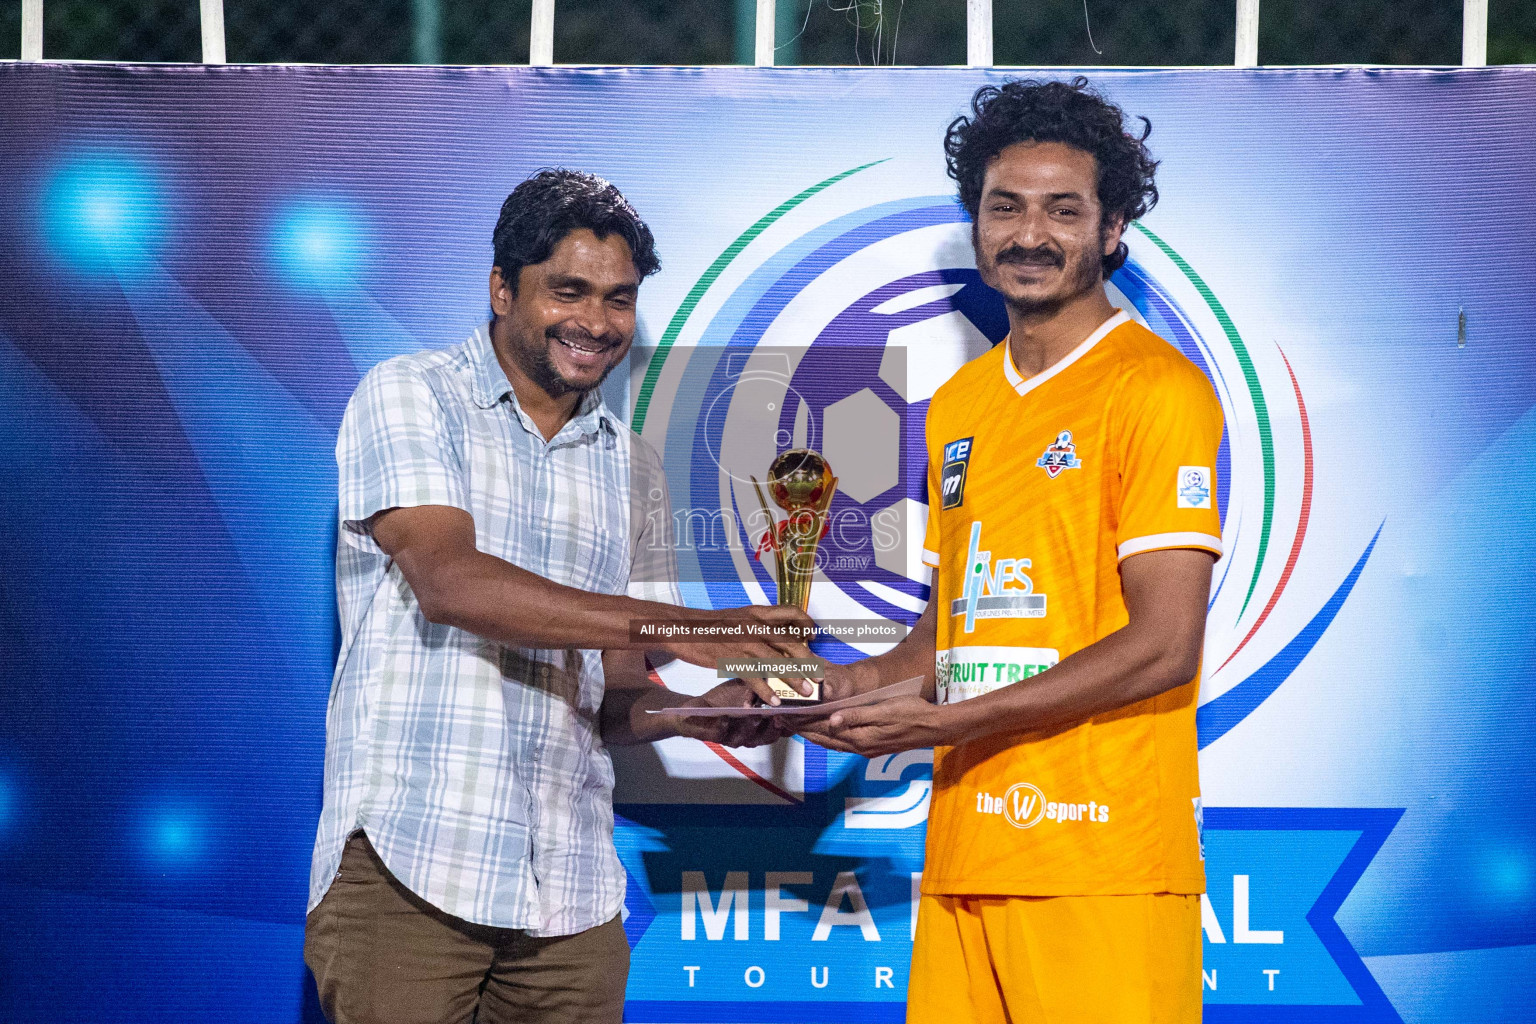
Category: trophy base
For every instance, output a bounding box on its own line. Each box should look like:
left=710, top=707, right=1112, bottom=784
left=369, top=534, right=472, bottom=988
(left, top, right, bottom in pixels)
left=766, top=676, right=821, bottom=705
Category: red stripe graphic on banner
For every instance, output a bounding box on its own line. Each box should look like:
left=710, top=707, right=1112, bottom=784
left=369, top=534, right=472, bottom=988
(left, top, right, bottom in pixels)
left=645, top=660, right=801, bottom=804
left=1216, top=346, right=1313, bottom=674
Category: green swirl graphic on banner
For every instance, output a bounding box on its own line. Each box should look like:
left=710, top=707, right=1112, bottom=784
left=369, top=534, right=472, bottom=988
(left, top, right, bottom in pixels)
left=1134, top=221, right=1275, bottom=621
left=631, top=159, right=888, bottom=435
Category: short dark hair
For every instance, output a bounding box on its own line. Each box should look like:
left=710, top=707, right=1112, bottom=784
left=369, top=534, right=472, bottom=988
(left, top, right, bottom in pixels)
left=491, top=169, right=660, bottom=291
left=945, top=77, right=1159, bottom=275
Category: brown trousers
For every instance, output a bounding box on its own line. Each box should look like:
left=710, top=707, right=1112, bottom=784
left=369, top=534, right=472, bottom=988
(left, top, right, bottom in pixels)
left=304, top=832, right=630, bottom=1024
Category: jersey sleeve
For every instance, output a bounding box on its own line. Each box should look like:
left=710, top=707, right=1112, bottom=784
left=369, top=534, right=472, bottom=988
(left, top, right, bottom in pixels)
left=1114, top=361, right=1224, bottom=562
left=336, top=361, right=470, bottom=554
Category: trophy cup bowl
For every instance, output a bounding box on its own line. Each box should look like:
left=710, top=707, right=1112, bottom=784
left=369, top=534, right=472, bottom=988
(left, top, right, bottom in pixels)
left=767, top=449, right=833, bottom=511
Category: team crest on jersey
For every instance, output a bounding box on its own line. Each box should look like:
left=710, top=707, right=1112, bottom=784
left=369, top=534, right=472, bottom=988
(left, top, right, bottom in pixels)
left=940, top=437, right=973, bottom=510
left=1036, top=430, right=1081, bottom=478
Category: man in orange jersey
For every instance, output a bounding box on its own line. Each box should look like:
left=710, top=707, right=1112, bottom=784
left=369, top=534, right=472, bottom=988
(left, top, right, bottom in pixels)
left=798, top=78, right=1223, bottom=1023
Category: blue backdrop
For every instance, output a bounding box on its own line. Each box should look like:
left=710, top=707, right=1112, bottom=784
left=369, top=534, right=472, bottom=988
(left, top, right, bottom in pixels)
left=0, top=63, right=1532, bottom=1022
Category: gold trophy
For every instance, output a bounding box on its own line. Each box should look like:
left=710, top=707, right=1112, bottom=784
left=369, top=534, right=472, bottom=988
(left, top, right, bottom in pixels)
left=750, top=448, right=837, bottom=704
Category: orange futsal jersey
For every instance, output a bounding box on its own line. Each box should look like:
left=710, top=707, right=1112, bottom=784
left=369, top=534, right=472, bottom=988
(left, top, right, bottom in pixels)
left=920, top=310, right=1223, bottom=897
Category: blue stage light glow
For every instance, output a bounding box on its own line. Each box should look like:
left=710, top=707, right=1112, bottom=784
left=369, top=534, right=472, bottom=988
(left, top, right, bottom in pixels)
left=1485, top=847, right=1533, bottom=900
left=42, top=153, right=167, bottom=275
left=270, top=198, right=367, bottom=289
left=143, top=805, right=206, bottom=864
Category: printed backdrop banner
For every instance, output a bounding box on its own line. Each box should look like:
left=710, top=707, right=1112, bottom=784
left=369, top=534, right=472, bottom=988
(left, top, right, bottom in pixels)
left=0, top=64, right=1533, bottom=1023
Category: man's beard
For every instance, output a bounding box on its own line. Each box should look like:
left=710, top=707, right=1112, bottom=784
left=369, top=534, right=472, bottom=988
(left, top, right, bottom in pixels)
left=992, top=240, right=1103, bottom=317
left=512, top=325, right=620, bottom=399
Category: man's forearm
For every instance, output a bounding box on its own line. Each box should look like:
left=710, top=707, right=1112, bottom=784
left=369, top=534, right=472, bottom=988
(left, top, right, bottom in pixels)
left=837, top=601, right=937, bottom=697
left=600, top=677, right=694, bottom=746
left=375, top=504, right=814, bottom=692
left=844, top=646, right=915, bottom=694
left=942, top=621, right=1199, bottom=745
left=800, top=550, right=1214, bottom=758
left=415, top=547, right=699, bottom=652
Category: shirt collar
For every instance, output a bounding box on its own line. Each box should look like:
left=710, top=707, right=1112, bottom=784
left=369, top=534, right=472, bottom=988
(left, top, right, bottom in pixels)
left=467, top=322, right=619, bottom=441
left=468, top=322, right=515, bottom=409
left=564, top=388, right=617, bottom=443
left=1002, top=308, right=1130, bottom=398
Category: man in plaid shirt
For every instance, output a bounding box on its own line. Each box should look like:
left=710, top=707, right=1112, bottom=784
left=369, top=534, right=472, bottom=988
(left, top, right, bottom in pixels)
left=304, top=170, right=815, bottom=1024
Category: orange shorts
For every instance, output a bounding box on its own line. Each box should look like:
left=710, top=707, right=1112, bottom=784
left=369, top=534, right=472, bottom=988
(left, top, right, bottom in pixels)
left=907, top=892, right=1202, bottom=1024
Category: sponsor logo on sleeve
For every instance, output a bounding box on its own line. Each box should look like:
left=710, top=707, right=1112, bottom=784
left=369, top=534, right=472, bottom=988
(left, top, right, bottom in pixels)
left=1178, top=466, right=1213, bottom=509
left=940, top=437, right=972, bottom=510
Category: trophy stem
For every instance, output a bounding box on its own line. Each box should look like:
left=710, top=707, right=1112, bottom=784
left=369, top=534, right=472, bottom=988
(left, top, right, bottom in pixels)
left=748, top=475, right=789, bottom=602
left=778, top=476, right=837, bottom=611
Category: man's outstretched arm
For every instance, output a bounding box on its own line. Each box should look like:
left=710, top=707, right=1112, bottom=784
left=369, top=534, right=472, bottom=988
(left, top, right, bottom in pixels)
left=800, top=547, right=1214, bottom=756
left=371, top=504, right=816, bottom=684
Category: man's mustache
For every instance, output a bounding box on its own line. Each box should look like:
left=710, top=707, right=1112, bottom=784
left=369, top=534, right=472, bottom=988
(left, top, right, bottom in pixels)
left=994, top=244, right=1064, bottom=268
left=548, top=325, right=618, bottom=350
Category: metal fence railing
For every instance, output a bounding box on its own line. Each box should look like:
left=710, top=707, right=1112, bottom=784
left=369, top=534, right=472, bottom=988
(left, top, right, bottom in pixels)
left=4, top=0, right=1533, bottom=68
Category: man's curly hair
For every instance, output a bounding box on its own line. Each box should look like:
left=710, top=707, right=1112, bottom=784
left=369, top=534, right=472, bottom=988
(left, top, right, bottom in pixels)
left=492, top=169, right=660, bottom=292
left=945, top=77, right=1159, bottom=275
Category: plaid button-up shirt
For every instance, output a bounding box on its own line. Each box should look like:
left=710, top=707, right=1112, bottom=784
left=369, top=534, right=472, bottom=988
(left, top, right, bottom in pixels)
left=309, top=323, right=679, bottom=935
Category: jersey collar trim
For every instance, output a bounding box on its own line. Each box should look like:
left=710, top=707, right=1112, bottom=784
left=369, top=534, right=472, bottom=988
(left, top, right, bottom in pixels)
left=1002, top=309, right=1131, bottom=397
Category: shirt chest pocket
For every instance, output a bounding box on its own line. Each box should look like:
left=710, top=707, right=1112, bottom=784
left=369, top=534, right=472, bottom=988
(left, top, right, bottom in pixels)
left=464, top=419, right=631, bottom=597
left=551, top=467, right=629, bottom=595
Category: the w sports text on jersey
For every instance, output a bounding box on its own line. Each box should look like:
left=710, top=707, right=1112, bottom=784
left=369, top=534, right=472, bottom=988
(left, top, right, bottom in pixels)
left=920, top=310, right=1224, bottom=897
